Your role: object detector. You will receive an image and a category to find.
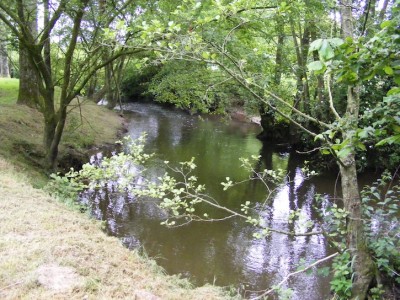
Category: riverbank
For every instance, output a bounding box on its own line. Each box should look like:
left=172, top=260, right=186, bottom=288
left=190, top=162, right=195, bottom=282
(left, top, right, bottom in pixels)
left=0, top=158, right=228, bottom=299
left=0, top=78, right=125, bottom=187
left=0, top=78, right=230, bottom=299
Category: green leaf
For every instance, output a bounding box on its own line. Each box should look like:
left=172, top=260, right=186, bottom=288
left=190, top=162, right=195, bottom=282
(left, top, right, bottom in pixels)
left=387, top=87, right=400, bottom=95
left=309, top=39, right=323, bottom=52
left=376, top=135, right=400, bottom=146
left=308, top=61, right=324, bottom=71
left=362, top=70, right=376, bottom=81
left=314, top=134, right=324, bottom=141
left=383, top=66, right=394, bottom=75
left=319, top=40, right=335, bottom=61
left=356, top=143, right=366, bottom=151
left=328, top=38, right=344, bottom=47
left=380, top=20, right=391, bottom=29
left=201, top=52, right=210, bottom=59
left=321, top=149, right=330, bottom=155
left=337, top=147, right=352, bottom=159
left=358, top=128, right=370, bottom=139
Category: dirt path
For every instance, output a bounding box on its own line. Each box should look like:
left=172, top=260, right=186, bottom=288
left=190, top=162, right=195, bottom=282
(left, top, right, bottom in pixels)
left=0, top=157, right=230, bottom=300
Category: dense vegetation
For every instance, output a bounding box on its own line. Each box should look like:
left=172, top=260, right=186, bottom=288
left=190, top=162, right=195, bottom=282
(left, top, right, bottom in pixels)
left=1, top=0, right=399, bottom=299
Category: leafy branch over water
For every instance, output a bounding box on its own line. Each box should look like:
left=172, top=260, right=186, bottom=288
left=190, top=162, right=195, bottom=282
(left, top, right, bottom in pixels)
left=47, top=134, right=400, bottom=298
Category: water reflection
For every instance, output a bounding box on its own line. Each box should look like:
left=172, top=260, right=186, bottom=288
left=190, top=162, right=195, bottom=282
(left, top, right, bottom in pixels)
left=81, top=103, right=333, bottom=299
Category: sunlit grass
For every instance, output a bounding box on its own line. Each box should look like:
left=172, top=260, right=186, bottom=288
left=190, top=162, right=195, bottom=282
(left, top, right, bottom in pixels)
left=0, top=78, right=19, bottom=105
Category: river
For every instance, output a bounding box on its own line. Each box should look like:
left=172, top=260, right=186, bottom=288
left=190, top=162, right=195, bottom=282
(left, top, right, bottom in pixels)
left=81, top=102, right=345, bottom=299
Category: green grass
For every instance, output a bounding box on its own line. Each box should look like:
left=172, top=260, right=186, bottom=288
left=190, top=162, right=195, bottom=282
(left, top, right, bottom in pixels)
left=0, top=78, right=19, bottom=105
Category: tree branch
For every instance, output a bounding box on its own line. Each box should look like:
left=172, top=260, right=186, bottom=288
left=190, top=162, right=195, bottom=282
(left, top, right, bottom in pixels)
left=325, top=73, right=342, bottom=120
left=236, top=6, right=277, bottom=14
left=250, top=252, right=339, bottom=299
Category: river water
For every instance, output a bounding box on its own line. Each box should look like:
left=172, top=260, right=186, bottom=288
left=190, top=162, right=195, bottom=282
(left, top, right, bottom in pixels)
left=81, top=102, right=344, bottom=299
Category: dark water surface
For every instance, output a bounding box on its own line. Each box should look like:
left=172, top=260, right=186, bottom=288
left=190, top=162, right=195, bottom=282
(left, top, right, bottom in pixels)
left=81, top=103, right=345, bottom=299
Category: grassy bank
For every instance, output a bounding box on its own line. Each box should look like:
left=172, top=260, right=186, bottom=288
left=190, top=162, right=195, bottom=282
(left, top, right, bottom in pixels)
left=0, top=158, right=228, bottom=299
left=0, top=78, right=229, bottom=299
left=0, top=78, right=124, bottom=187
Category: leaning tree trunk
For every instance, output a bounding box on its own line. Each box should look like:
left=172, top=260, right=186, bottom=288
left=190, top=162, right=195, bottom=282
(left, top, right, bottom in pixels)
left=46, top=108, right=67, bottom=170
left=339, top=2, right=375, bottom=299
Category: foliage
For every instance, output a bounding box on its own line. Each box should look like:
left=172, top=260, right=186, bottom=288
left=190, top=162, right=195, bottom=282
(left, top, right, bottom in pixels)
left=330, top=251, right=353, bottom=299
left=146, top=61, right=245, bottom=113
left=309, top=18, right=400, bottom=170
left=361, top=94, right=400, bottom=147
left=46, top=133, right=153, bottom=207
left=121, top=64, right=160, bottom=102
left=356, top=94, right=400, bottom=170
left=45, top=171, right=87, bottom=211
left=315, top=170, right=400, bottom=298
left=308, top=6, right=400, bottom=88
left=361, top=171, right=400, bottom=284
left=0, top=0, right=155, bottom=168
left=74, top=135, right=152, bottom=190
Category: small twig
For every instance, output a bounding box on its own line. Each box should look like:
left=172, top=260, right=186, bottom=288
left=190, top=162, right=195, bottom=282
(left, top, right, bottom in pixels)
left=223, top=21, right=249, bottom=52
left=296, top=147, right=322, bottom=154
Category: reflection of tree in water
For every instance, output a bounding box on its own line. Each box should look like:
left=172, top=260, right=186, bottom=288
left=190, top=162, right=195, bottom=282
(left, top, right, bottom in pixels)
left=81, top=152, right=138, bottom=238
left=234, top=142, right=328, bottom=298
left=83, top=186, right=132, bottom=237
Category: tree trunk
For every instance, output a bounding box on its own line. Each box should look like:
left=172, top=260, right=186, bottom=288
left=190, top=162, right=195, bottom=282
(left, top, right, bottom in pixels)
left=17, top=0, right=40, bottom=108
left=43, top=99, right=57, bottom=156
left=17, top=44, right=40, bottom=107
left=105, top=62, right=116, bottom=109
left=87, top=74, right=98, bottom=98
left=378, top=0, right=390, bottom=22
left=289, top=19, right=311, bottom=142
left=45, top=108, right=67, bottom=170
left=43, top=0, right=51, bottom=75
left=339, top=2, right=375, bottom=298
left=339, top=156, right=375, bottom=300
left=0, top=48, right=9, bottom=77
left=0, top=24, right=9, bottom=77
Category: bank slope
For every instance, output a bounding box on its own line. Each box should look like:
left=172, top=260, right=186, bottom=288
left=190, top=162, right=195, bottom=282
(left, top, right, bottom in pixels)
left=0, top=158, right=230, bottom=300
